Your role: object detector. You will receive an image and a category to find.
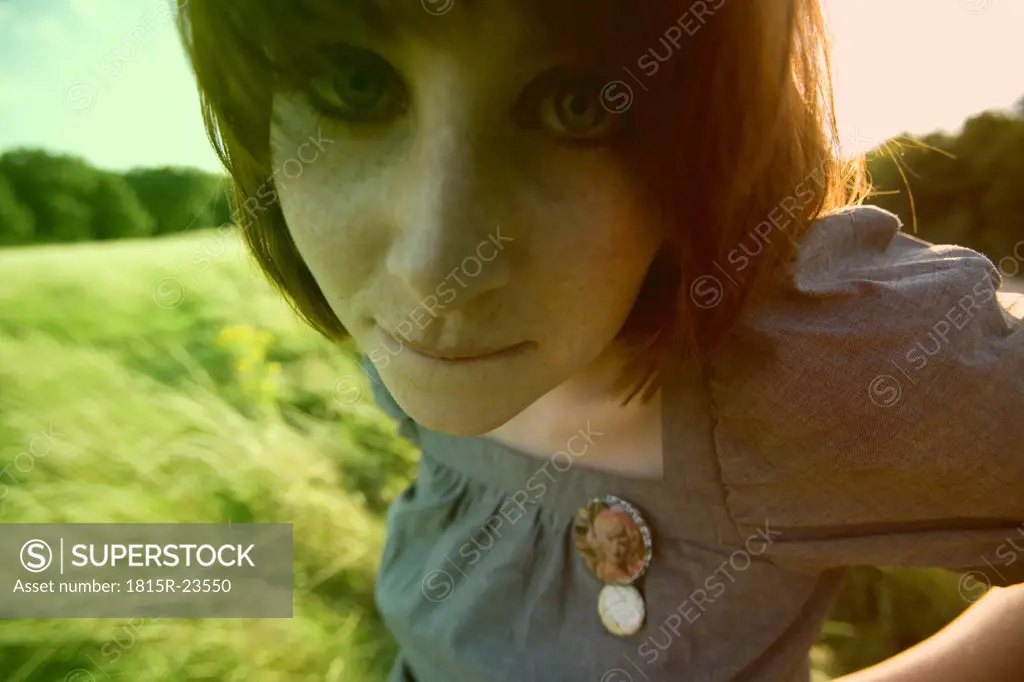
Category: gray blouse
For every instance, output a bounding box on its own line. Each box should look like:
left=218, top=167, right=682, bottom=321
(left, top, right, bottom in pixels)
left=366, top=205, right=1024, bottom=682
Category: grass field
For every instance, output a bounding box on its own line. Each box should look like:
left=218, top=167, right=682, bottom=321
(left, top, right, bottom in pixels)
left=0, top=228, right=1000, bottom=681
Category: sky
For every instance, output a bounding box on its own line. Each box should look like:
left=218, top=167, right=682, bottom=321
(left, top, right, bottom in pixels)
left=0, top=0, right=1022, bottom=174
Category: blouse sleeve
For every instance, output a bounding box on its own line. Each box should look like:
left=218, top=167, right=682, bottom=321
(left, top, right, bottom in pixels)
left=708, top=205, right=1024, bottom=586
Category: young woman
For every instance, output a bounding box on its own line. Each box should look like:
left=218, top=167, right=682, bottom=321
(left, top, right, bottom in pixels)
left=176, top=1, right=1024, bottom=680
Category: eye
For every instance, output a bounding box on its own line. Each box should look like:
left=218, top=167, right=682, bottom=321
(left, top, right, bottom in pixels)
left=527, top=69, right=627, bottom=142
left=305, top=47, right=407, bottom=123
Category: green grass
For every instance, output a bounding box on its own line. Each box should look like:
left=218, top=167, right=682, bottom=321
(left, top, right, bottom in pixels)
left=0, top=230, right=416, bottom=681
left=0, top=229, right=973, bottom=681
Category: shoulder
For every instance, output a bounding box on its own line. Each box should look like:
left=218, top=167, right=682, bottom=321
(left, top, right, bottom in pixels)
left=708, top=204, right=1019, bottom=471
left=703, top=206, right=1024, bottom=567
left=725, top=204, right=1006, bottom=354
left=784, top=204, right=999, bottom=304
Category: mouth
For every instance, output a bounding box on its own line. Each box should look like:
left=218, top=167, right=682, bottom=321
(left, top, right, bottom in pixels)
left=376, top=326, right=534, bottom=363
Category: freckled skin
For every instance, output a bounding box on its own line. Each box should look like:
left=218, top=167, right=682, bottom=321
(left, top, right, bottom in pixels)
left=271, top=3, right=664, bottom=436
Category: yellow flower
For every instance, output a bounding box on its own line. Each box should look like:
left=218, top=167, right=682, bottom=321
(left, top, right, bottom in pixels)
left=215, top=323, right=253, bottom=346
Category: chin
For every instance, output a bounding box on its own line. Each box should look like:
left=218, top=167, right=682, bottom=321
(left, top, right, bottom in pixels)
left=386, top=383, right=535, bottom=437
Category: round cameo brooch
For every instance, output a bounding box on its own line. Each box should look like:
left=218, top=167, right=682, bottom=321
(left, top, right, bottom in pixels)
left=573, top=494, right=654, bottom=636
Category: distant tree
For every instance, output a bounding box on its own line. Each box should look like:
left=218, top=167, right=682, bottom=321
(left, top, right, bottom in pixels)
left=209, top=175, right=234, bottom=227
left=866, top=111, right=1024, bottom=264
left=91, top=173, right=155, bottom=240
left=42, top=194, right=94, bottom=242
left=0, top=149, right=235, bottom=245
left=0, top=148, right=98, bottom=242
left=0, top=174, right=35, bottom=245
left=123, top=167, right=225, bottom=234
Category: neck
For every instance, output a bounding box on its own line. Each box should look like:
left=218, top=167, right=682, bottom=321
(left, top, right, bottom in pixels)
left=489, top=342, right=658, bottom=444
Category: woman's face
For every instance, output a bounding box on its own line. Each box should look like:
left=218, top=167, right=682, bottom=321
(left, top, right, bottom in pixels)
left=271, top=2, right=664, bottom=435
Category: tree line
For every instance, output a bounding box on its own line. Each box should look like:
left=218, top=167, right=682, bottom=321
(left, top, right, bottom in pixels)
left=0, top=149, right=232, bottom=245
left=0, top=105, right=1022, bottom=267
left=867, top=108, right=1024, bottom=267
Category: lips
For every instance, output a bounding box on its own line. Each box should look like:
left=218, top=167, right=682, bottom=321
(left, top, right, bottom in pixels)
left=376, top=325, right=533, bottom=362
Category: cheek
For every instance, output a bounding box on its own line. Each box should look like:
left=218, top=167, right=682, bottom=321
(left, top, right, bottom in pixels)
left=277, top=174, right=379, bottom=281
left=522, top=163, right=662, bottom=330
left=271, top=137, right=396, bottom=321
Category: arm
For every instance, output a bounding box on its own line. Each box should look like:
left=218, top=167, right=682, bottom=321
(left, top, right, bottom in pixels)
left=834, top=584, right=1024, bottom=682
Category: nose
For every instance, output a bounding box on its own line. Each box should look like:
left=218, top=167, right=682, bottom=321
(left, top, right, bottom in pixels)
left=386, top=125, right=513, bottom=309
